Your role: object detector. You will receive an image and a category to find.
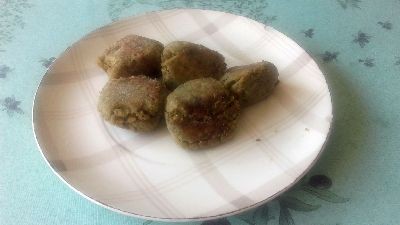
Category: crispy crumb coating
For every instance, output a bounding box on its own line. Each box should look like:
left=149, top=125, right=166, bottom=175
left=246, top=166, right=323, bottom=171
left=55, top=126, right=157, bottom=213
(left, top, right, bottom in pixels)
left=98, top=76, right=167, bottom=131
left=220, top=61, right=279, bottom=106
left=161, top=41, right=226, bottom=90
left=165, top=78, right=240, bottom=148
left=98, top=35, right=164, bottom=78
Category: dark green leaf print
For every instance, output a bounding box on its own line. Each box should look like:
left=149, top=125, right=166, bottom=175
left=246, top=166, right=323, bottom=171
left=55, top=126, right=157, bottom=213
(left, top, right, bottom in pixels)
left=264, top=15, right=277, bottom=23
left=302, top=28, right=314, bottom=38
left=321, top=51, right=339, bottom=63
left=0, top=0, right=33, bottom=49
left=279, top=205, right=295, bottom=225
left=0, top=65, right=12, bottom=78
left=237, top=204, right=274, bottom=225
left=378, top=21, right=392, bottom=30
left=1, top=96, right=23, bottom=116
left=237, top=217, right=256, bottom=225
left=336, top=0, right=361, bottom=9
left=40, top=57, right=56, bottom=68
left=302, top=186, right=349, bottom=203
left=353, top=31, right=371, bottom=48
left=280, top=196, right=320, bottom=212
left=253, top=204, right=272, bottom=224
left=202, top=218, right=231, bottom=225
left=395, top=57, right=400, bottom=66
left=107, top=0, right=137, bottom=21
left=358, top=58, right=375, bottom=67
left=107, top=0, right=272, bottom=24
left=308, top=174, right=332, bottom=189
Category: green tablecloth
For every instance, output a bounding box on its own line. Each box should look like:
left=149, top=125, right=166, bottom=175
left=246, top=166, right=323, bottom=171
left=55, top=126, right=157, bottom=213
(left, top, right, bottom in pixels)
left=1, top=1, right=399, bottom=224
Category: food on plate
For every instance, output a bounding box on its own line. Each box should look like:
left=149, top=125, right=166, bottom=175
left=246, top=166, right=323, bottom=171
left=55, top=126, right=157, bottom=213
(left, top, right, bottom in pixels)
left=97, top=35, right=164, bottom=79
left=165, top=78, right=240, bottom=148
left=96, top=35, right=281, bottom=149
left=161, top=41, right=226, bottom=90
left=220, top=61, right=279, bottom=106
left=97, top=76, right=167, bottom=132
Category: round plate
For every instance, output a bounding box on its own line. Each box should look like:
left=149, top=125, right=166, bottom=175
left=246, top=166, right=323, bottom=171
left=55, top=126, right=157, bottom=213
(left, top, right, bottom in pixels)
left=33, top=9, right=332, bottom=221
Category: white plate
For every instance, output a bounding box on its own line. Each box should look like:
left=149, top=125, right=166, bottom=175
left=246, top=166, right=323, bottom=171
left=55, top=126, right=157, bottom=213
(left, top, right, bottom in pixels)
left=32, top=9, right=332, bottom=222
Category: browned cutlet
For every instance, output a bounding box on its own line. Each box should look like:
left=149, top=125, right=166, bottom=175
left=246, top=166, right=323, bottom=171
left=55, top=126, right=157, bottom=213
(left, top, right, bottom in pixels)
left=98, top=35, right=164, bottom=79
left=220, top=61, right=279, bottom=106
left=98, top=76, right=167, bottom=132
left=161, top=41, right=226, bottom=90
left=165, top=78, right=240, bottom=149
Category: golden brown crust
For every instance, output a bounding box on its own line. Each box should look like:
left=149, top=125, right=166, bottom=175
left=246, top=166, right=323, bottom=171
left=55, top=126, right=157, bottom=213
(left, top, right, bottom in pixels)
left=165, top=78, right=240, bottom=149
left=98, top=35, right=164, bottom=79
left=98, top=76, right=167, bottom=132
left=221, top=61, right=279, bottom=106
left=161, top=41, right=226, bottom=90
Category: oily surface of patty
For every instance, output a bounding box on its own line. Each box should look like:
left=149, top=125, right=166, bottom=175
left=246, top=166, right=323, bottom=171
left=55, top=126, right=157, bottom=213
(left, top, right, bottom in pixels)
left=221, top=61, right=279, bottom=106
left=161, top=41, right=226, bottom=90
left=165, top=78, right=240, bottom=148
left=98, top=76, right=167, bottom=132
left=97, top=35, right=164, bottom=79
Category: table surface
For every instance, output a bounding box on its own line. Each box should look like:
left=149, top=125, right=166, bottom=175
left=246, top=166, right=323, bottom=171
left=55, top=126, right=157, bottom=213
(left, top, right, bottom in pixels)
left=1, top=1, right=399, bottom=225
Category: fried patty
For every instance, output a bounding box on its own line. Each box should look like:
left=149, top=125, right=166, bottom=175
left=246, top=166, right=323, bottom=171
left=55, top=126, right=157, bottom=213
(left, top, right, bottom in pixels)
left=165, top=78, right=240, bottom=148
left=98, top=76, right=167, bottom=131
left=220, top=61, right=279, bottom=106
left=161, top=41, right=226, bottom=90
left=98, top=35, right=164, bottom=79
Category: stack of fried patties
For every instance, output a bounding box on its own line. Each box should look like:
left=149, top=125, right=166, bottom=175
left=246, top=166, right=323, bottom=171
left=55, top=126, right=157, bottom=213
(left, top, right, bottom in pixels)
left=97, top=35, right=279, bottom=149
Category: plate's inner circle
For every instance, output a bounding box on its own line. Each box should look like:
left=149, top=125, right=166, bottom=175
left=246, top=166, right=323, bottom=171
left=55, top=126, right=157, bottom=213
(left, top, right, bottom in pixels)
left=33, top=9, right=332, bottom=220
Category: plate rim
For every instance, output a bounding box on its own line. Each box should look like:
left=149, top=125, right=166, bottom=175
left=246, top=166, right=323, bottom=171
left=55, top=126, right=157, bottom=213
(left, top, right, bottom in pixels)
left=32, top=8, right=334, bottom=222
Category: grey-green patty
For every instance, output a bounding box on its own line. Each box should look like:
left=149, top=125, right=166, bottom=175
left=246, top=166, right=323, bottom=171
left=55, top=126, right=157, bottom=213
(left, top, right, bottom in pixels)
left=161, top=41, right=226, bottom=90
left=98, top=76, right=167, bottom=132
left=165, top=78, right=240, bottom=148
left=98, top=35, right=164, bottom=79
left=220, top=61, right=279, bottom=106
